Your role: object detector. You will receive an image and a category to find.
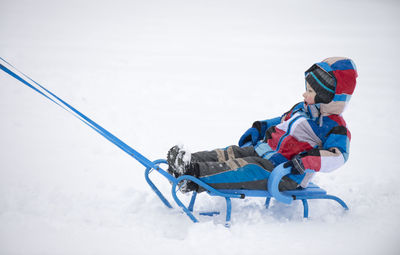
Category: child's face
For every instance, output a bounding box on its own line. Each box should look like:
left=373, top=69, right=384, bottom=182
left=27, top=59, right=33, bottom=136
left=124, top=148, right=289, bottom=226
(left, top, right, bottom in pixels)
left=303, top=83, right=316, bottom=106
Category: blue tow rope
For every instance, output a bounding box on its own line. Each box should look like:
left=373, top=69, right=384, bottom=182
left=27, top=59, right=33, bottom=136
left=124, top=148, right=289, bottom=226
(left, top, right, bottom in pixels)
left=0, top=57, right=157, bottom=170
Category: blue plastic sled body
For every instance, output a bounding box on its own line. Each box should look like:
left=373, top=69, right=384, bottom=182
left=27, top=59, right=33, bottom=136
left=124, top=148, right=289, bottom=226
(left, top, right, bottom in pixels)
left=145, top=159, right=349, bottom=224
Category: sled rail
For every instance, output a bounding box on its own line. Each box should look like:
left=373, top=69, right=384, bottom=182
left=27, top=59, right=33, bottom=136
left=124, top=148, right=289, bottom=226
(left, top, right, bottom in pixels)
left=145, top=159, right=349, bottom=225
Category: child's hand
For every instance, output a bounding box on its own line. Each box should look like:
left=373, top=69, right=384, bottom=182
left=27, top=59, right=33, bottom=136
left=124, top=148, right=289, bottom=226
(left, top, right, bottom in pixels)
left=283, top=155, right=306, bottom=175
left=238, top=127, right=260, bottom=146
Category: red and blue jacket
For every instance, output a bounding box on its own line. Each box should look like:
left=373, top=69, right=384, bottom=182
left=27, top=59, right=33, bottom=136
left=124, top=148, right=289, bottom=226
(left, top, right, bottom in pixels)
left=254, top=57, right=357, bottom=187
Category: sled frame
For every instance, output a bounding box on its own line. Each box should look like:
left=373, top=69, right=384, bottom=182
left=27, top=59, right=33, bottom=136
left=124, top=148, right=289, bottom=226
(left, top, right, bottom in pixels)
left=145, top=159, right=348, bottom=225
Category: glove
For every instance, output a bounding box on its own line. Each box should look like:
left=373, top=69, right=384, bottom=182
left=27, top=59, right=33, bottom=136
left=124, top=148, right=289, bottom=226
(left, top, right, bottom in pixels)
left=283, top=155, right=306, bottom=175
left=238, top=121, right=267, bottom=147
left=238, top=127, right=260, bottom=146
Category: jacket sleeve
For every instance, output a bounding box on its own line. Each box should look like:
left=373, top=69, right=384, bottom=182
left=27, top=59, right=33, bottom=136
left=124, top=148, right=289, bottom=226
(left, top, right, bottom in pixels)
left=253, top=117, right=282, bottom=140
left=254, top=102, right=305, bottom=140
left=298, top=126, right=351, bottom=173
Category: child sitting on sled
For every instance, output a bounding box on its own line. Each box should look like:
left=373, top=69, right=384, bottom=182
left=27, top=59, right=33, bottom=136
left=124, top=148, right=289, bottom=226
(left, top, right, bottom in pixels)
left=167, top=57, right=358, bottom=193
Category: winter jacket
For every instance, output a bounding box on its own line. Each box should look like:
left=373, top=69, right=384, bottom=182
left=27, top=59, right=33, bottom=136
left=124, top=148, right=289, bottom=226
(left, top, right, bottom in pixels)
left=253, top=57, right=358, bottom=187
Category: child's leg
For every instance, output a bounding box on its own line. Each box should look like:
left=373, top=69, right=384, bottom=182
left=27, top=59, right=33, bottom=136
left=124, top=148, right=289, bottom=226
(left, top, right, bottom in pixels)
left=193, top=156, right=298, bottom=191
left=191, top=145, right=258, bottom=163
left=167, top=145, right=296, bottom=192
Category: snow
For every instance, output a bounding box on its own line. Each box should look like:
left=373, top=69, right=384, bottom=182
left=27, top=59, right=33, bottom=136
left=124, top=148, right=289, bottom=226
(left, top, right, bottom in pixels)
left=1, top=0, right=400, bottom=254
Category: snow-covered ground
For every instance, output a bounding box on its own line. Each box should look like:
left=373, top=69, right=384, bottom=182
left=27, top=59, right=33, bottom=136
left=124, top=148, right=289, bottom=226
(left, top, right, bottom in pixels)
left=1, top=0, right=400, bottom=254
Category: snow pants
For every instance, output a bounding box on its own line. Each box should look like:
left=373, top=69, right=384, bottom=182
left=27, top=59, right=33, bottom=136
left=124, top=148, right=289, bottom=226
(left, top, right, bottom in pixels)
left=190, top=145, right=298, bottom=192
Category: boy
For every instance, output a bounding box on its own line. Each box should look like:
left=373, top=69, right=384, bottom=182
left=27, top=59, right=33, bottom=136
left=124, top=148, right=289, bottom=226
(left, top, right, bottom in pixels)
left=167, top=57, right=358, bottom=193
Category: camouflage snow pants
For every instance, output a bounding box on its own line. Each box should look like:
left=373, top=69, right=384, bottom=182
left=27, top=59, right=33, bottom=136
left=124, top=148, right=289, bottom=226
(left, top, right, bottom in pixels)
left=190, top=145, right=298, bottom=192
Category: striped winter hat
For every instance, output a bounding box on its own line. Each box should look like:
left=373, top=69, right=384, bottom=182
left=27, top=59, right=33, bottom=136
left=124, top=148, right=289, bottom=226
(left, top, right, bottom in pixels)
left=305, top=57, right=358, bottom=104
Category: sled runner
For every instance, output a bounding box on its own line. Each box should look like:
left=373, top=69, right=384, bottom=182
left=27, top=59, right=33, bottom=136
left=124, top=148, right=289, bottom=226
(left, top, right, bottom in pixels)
left=145, top=159, right=349, bottom=225
left=0, top=58, right=349, bottom=226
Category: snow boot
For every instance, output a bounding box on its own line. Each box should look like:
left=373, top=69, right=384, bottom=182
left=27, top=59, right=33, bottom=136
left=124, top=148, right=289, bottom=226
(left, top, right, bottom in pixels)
left=167, top=145, right=191, bottom=177
left=167, top=145, right=199, bottom=193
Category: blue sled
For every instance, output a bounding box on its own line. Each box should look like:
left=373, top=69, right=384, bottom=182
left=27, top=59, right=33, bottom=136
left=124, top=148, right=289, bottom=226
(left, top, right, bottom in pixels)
left=145, top=159, right=349, bottom=225
left=0, top=59, right=348, bottom=225
left=0, top=59, right=349, bottom=225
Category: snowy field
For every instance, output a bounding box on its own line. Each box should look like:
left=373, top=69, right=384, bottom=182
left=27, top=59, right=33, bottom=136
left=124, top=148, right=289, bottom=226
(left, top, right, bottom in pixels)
left=1, top=0, right=400, bottom=254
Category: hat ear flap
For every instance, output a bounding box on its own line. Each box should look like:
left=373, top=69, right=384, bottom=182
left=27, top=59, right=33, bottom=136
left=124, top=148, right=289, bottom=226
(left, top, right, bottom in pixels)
left=314, top=92, right=334, bottom=104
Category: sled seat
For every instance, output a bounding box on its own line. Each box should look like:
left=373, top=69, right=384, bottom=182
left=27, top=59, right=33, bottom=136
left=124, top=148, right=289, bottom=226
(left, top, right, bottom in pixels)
left=145, top=159, right=348, bottom=225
